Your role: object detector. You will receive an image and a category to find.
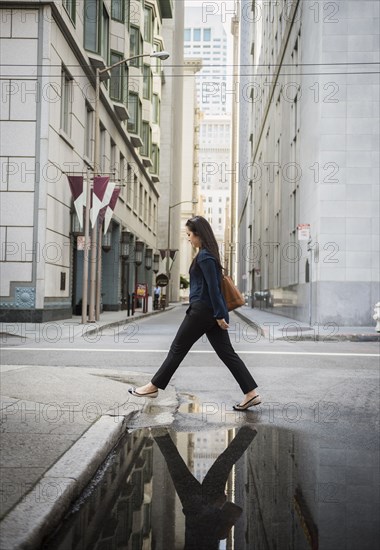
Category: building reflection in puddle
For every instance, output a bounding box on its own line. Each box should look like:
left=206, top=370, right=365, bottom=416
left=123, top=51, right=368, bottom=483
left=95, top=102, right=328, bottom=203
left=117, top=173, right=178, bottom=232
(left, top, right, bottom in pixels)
left=44, top=423, right=379, bottom=550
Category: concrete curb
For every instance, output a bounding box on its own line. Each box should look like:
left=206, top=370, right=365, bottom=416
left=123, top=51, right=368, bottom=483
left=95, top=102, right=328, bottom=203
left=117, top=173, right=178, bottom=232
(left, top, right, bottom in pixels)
left=277, top=333, right=380, bottom=342
left=81, top=306, right=176, bottom=336
left=233, top=309, right=265, bottom=337
left=0, top=414, right=129, bottom=550
left=233, top=310, right=380, bottom=342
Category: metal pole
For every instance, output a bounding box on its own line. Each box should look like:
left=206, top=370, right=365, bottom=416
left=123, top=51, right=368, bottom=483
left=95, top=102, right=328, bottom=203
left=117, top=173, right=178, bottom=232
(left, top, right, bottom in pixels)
left=89, top=67, right=100, bottom=323
left=309, top=238, right=312, bottom=327
left=81, top=169, right=91, bottom=324
left=95, top=221, right=103, bottom=320
left=166, top=205, right=171, bottom=305
left=229, top=12, right=240, bottom=280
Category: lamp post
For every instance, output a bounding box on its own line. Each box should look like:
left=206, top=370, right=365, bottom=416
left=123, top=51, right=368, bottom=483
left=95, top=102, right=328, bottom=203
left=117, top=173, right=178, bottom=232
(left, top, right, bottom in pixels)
left=166, top=199, right=198, bottom=304
left=88, top=50, right=170, bottom=322
left=120, top=230, right=131, bottom=312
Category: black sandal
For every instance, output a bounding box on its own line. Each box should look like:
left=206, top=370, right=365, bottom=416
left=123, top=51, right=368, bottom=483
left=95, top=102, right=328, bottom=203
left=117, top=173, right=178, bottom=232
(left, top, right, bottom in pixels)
left=128, top=387, right=158, bottom=398
left=233, top=395, right=261, bottom=411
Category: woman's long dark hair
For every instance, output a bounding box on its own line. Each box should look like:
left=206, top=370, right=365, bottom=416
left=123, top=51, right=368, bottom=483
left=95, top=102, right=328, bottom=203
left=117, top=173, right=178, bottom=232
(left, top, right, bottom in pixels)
left=186, top=216, right=224, bottom=272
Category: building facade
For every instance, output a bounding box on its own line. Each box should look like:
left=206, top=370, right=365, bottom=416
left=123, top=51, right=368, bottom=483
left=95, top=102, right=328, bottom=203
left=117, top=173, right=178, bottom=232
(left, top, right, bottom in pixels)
left=0, top=0, right=175, bottom=321
left=237, top=0, right=379, bottom=325
left=157, top=0, right=185, bottom=304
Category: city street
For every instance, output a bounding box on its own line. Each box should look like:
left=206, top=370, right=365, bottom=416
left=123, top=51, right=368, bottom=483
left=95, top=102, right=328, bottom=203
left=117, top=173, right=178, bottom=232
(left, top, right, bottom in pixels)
left=2, top=306, right=379, bottom=439
left=1, top=306, right=379, bottom=549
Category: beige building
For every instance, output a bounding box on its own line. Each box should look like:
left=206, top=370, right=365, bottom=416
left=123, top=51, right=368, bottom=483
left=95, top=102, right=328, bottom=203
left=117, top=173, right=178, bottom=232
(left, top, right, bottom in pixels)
left=237, top=0, right=379, bottom=325
left=0, top=0, right=177, bottom=321
left=156, top=0, right=186, bottom=304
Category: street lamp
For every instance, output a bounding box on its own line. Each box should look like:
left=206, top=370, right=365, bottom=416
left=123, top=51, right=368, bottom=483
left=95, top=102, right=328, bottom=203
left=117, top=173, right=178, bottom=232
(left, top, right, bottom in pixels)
left=153, top=253, right=160, bottom=274
left=86, top=50, right=170, bottom=322
left=166, top=199, right=198, bottom=305
left=134, top=240, right=144, bottom=266
left=102, top=229, right=112, bottom=252
left=121, top=230, right=131, bottom=259
left=145, top=248, right=153, bottom=270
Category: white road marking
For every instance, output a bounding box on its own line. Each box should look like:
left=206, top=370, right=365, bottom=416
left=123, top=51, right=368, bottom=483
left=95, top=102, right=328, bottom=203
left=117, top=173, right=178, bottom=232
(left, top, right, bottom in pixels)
left=0, top=348, right=378, bottom=357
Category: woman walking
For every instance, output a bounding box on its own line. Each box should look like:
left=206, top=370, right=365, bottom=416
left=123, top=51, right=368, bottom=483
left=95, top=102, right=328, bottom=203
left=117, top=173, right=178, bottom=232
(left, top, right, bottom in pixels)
left=129, top=216, right=261, bottom=411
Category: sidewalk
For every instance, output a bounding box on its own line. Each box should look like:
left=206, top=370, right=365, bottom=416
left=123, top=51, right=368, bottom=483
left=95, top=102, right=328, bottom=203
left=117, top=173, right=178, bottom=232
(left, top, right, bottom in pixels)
left=234, top=305, right=380, bottom=342
left=0, top=305, right=176, bottom=343
left=0, top=306, right=179, bottom=550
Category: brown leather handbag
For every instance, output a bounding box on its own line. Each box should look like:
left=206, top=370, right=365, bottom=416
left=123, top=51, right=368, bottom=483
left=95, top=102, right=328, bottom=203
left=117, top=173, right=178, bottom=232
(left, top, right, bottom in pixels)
left=221, top=275, right=245, bottom=311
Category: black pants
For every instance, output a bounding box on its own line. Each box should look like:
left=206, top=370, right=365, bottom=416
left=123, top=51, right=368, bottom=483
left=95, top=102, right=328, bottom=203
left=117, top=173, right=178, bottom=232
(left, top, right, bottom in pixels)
left=151, top=301, right=258, bottom=393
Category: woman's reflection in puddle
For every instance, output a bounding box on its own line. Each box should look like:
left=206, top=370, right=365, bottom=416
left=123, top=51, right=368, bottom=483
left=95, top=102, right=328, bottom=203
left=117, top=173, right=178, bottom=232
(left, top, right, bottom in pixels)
left=153, top=425, right=257, bottom=550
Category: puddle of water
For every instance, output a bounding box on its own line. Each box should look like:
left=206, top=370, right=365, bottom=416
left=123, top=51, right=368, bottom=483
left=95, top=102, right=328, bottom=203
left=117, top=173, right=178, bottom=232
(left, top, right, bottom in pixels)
left=43, top=425, right=379, bottom=550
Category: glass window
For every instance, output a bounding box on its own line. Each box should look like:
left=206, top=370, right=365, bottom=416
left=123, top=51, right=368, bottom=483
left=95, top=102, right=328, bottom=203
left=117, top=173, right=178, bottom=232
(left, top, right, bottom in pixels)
left=184, top=28, right=191, bottom=41
left=111, top=0, right=124, bottom=21
left=150, top=144, right=159, bottom=175
left=120, top=154, right=125, bottom=195
left=130, top=26, right=142, bottom=67
left=100, top=124, right=106, bottom=172
left=203, top=28, right=211, bottom=41
left=110, top=139, right=117, bottom=174
left=144, top=190, right=148, bottom=222
left=152, top=42, right=161, bottom=74
left=84, top=102, right=93, bottom=159
left=127, top=92, right=139, bottom=134
left=139, top=183, right=143, bottom=216
left=152, top=94, right=160, bottom=124
left=141, top=121, right=151, bottom=157
left=110, top=51, right=128, bottom=103
left=143, top=65, right=152, bottom=100
left=60, top=66, right=72, bottom=135
left=101, top=5, right=109, bottom=62
left=63, top=0, right=76, bottom=22
left=133, top=174, right=138, bottom=210
left=144, top=7, right=153, bottom=42
left=193, top=28, right=201, bottom=41
left=84, top=0, right=98, bottom=52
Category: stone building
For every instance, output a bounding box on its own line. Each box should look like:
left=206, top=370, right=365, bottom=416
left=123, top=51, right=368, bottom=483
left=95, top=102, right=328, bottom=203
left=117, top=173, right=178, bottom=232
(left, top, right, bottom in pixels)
left=0, top=0, right=178, bottom=321
left=237, top=0, right=379, bottom=325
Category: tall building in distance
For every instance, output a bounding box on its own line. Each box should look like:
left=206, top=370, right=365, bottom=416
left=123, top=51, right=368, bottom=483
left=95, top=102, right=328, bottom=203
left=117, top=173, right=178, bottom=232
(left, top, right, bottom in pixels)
left=184, top=7, right=228, bottom=115
left=237, top=0, right=379, bottom=326
left=184, top=6, right=232, bottom=252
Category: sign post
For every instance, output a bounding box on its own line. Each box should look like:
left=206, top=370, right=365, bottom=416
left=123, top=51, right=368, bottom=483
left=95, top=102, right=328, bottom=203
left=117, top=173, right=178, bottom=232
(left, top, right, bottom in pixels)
left=135, top=283, right=148, bottom=313
left=297, top=224, right=311, bottom=241
left=298, top=224, right=312, bottom=326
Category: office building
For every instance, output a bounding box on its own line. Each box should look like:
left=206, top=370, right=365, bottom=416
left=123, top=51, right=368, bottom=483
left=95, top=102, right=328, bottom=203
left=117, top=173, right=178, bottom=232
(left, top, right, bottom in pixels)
left=0, top=0, right=177, bottom=321
left=237, top=0, right=379, bottom=325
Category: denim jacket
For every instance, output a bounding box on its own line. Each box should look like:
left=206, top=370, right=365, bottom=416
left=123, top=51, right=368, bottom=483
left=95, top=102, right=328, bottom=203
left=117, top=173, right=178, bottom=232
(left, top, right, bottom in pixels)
left=189, top=248, right=229, bottom=322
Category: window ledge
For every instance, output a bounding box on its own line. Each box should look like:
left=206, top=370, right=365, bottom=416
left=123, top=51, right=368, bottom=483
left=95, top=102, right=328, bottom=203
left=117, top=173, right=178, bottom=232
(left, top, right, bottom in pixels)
left=59, top=129, right=75, bottom=149
left=151, top=175, right=160, bottom=183
left=113, top=102, right=129, bottom=121
left=142, top=157, right=153, bottom=168
left=130, top=134, right=143, bottom=148
left=88, top=54, right=110, bottom=81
